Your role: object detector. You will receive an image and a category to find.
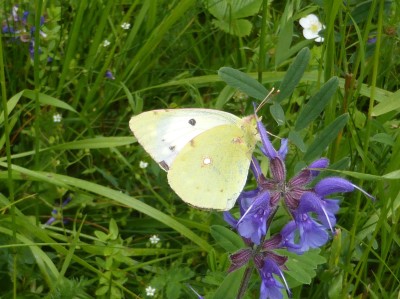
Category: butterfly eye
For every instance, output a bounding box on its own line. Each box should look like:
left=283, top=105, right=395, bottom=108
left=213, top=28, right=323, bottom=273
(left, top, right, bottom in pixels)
left=188, top=119, right=196, bottom=126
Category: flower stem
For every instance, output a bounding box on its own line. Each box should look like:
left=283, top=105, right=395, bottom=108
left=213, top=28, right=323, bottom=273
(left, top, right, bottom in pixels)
left=236, top=264, right=254, bottom=299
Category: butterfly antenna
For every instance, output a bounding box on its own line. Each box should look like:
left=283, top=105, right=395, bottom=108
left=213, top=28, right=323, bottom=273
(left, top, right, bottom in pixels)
left=255, top=88, right=280, bottom=114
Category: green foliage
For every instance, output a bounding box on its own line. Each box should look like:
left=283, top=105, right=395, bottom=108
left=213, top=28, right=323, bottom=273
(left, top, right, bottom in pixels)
left=203, top=0, right=262, bottom=37
left=0, top=0, right=399, bottom=298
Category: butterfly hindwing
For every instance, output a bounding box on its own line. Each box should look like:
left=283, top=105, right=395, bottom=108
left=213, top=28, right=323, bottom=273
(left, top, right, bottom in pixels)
left=168, top=124, right=254, bottom=210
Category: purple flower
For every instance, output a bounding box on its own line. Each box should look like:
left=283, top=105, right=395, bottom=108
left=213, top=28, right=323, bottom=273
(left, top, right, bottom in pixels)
left=367, top=36, right=377, bottom=44
left=259, top=259, right=285, bottom=299
left=105, top=70, right=115, bottom=80
left=2, top=25, right=15, bottom=34
left=224, top=105, right=374, bottom=298
left=228, top=234, right=291, bottom=298
left=44, top=196, right=72, bottom=226
left=2, top=6, right=49, bottom=60
left=22, top=11, right=29, bottom=24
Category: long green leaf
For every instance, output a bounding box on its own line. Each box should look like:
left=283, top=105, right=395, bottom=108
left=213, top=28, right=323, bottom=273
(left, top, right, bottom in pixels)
left=23, top=90, right=77, bottom=113
left=275, top=47, right=310, bottom=103
left=2, top=163, right=213, bottom=252
left=0, top=91, right=24, bottom=124
left=218, top=67, right=268, bottom=100
left=304, top=114, right=349, bottom=162
left=295, top=77, right=339, bottom=131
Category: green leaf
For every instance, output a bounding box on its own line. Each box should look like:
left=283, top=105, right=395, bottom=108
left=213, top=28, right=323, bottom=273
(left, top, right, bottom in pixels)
left=303, top=114, right=349, bottom=162
left=109, top=218, right=119, bottom=240
left=370, top=133, right=395, bottom=146
left=2, top=163, right=214, bottom=252
left=295, top=77, right=339, bottom=131
left=23, top=89, right=77, bottom=113
left=210, top=225, right=244, bottom=252
left=372, top=89, right=400, bottom=116
left=211, top=267, right=245, bottom=299
left=0, top=91, right=24, bottom=124
left=275, top=47, right=310, bottom=103
left=289, top=131, right=306, bottom=152
left=204, top=0, right=262, bottom=19
left=212, top=18, right=253, bottom=37
left=383, top=169, right=400, bottom=180
left=281, top=249, right=326, bottom=286
left=51, top=137, right=135, bottom=150
left=270, top=101, right=285, bottom=125
left=275, top=17, right=294, bottom=67
left=215, top=85, right=236, bottom=109
left=218, top=67, right=268, bottom=100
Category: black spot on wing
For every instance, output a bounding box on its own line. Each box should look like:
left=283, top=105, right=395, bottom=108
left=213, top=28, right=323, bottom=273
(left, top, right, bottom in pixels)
left=188, top=118, right=196, bottom=126
left=169, top=145, right=176, bottom=151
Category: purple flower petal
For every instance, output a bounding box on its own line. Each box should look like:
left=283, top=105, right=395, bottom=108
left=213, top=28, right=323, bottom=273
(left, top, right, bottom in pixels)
left=282, top=215, right=329, bottom=254
left=257, top=119, right=277, bottom=159
left=298, top=192, right=338, bottom=231
left=237, top=191, right=271, bottom=245
left=259, top=259, right=285, bottom=299
left=278, top=139, right=288, bottom=159
left=223, top=211, right=238, bottom=228
left=309, top=158, right=329, bottom=177
left=315, top=177, right=354, bottom=196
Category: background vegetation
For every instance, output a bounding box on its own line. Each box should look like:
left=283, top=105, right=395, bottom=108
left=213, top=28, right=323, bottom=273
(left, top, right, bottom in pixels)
left=0, top=0, right=399, bottom=298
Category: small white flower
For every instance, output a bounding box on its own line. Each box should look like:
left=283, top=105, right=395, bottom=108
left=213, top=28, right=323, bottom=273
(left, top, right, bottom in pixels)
left=53, top=113, right=62, bottom=123
left=139, top=161, right=148, bottom=169
left=149, top=235, right=160, bottom=244
left=145, top=286, right=156, bottom=296
left=299, top=14, right=325, bottom=42
left=12, top=5, right=19, bottom=21
left=103, top=39, right=111, bottom=47
left=121, top=22, right=131, bottom=30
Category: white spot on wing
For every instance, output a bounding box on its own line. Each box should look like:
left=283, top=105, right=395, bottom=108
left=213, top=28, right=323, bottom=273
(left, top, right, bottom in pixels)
left=202, top=157, right=212, bottom=166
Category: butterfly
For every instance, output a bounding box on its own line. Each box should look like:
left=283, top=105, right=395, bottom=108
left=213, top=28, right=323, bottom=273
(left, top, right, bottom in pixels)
left=129, top=108, right=260, bottom=210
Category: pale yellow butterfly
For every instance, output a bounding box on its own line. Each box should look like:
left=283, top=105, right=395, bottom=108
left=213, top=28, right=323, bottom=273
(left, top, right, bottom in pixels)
left=129, top=108, right=259, bottom=210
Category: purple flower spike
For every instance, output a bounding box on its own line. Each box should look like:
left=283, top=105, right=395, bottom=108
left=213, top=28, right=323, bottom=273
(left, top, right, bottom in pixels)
left=223, top=110, right=374, bottom=298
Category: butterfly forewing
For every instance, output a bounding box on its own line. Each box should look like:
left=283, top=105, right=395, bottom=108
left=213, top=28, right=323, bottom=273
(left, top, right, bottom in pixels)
left=129, top=109, right=241, bottom=168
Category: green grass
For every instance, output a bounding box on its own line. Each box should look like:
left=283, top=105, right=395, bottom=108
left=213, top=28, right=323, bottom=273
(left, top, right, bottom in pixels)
left=0, top=0, right=399, bottom=298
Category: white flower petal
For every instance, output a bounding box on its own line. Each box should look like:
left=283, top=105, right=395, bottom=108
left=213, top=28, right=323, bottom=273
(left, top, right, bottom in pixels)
left=303, top=29, right=319, bottom=40
left=299, top=17, right=311, bottom=28
left=307, top=14, right=320, bottom=23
